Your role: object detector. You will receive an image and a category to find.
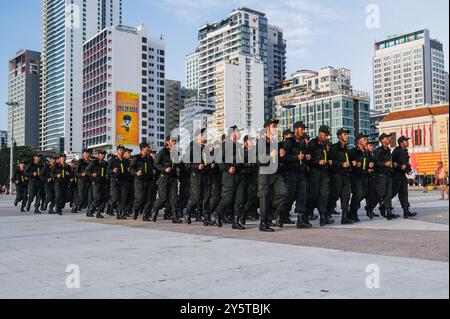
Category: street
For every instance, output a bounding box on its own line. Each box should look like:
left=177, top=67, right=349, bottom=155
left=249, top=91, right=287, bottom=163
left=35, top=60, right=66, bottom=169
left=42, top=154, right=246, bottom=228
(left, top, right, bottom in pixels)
left=0, top=191, right=448, bottom=299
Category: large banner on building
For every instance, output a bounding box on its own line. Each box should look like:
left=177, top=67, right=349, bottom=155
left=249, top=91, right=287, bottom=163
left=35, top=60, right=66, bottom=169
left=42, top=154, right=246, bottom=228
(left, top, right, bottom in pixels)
left=115, top=91, right=140, bottom=146
left=410, top=153, right=442, bottom=175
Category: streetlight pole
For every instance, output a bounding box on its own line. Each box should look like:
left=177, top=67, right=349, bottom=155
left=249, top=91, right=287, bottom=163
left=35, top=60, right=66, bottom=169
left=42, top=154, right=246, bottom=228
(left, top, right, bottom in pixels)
left=6, top=101, right=19, bottom=195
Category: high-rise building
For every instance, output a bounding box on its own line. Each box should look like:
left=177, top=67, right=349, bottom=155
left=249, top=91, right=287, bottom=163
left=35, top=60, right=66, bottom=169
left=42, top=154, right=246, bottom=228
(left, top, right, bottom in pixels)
left=82, top=24, right=165, bottom=153
left=7, top=50, right=41, bottom=149
left=179, top=97, right=215, bottom=150
left=194, top=7, right=286, bottom=120
left=373, top=29, right=447, bottom=114
left=267, top=24, right=286, bottom=86
left=164, top=80, right=196, bottom=136
left=273, top=67, right=371, bottom=146
left=0, top=131, right=7, bottom=150
left=212, top=54, right=265, bottom=136
left=185, top=51, right=200, bottom=91
left=40, top=0, right=122, bottom=153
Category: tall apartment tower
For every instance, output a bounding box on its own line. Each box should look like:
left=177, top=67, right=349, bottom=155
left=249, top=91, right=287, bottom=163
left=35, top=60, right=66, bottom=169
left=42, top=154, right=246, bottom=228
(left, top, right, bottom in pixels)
left=373, top=29, right=447, bottom=114
left=267, top=24, right=287, bottom=86
left=40, top=0, right=122, bottom=153
left=7, top=50, right=41, bottom=149
left=82, top=24, right=166, bottom=153
left=195, top=7, right=286, bottom=121
left=213, top=54, right=265, bottom=136
left=185, top=51, right=200, bottom=91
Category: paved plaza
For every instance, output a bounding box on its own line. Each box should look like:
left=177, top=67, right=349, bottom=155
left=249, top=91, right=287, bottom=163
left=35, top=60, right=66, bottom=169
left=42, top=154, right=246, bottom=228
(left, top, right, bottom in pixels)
left=0, top=191, right=448, bottom=299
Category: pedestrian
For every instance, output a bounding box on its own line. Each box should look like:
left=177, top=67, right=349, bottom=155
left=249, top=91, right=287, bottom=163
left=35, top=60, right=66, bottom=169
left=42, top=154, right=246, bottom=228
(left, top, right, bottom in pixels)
left=41, top=155, right=57, bottom=214
left=435, top=161, right=449, bottom=200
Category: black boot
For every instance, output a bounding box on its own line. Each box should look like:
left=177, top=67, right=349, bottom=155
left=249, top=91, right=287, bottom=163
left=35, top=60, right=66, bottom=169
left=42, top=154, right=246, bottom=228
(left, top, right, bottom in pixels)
left=404, top=209, right=418, bottom=219
left=116, top=210, right=126, bottom=220
left=232, top=216, right=246, bottom=230
left=142, top=210, right=151, bottom=222
left=132, top=210, right=139, bottom=220
left=380, top=207, right=386, bottom=218
left=185, top=210, right=192, bottom=225
left=275, top=212, right=284, bottom=228
left=172, top=213, right=182, bottom=224
left=341, top=210, right=354, bottom=225
left=34, top=207, right=42, bottom=214
left=325, top=214, right=335, bottom=225
left=297, top=213, right=312, bottom=229
left=57, top=209, right=63, bottom=216
left=86, top=207, right=94, bottom=218
left=214, top=212, right=222, bottom=228
left=26, top=203, right=31, bottom=212
left=71, top=205, right=78, bottom=214
left=151, top=209, right=159, bottom=222
left=203, top=212, right=212, bottom=226
left=259, top=220, right=274, bottom=232
left=20, top=206, right=26, bottom=213
left=365, top=207, right=374, bottom=220
left=96, top=209, right=104, bottom=218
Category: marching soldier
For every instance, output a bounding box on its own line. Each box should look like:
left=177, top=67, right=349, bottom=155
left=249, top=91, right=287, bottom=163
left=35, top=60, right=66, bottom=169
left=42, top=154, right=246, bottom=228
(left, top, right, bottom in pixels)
left=327, top=128, right=354, bottom=225
left=75, top=149, right=92, bottom=214
left=68, top=160, right=79, bottom=212
left=86, top=150, right=109, bottom=218
left=42, top=155, right=57, bottom=214
left=123, top=148, right=135, bottom=217
left=151, top=136, right=182, bottom=223
left=241, top=135, right=259, bottom=224
left=25, top=153, right=46, bottom=214
left=12, top=161, right=29, bottom=212
left=215, top=126, right=246, bottom=230
left=306, top=126, right=335, bottom=227
left=366, top=133, right=397, bottom=220
left=107, top=145, right=131, bottom=220
left=51, top=153, right=72, bottom=215
left=185, top=129, right=209, bottom=225
left=257, top=119, right=288, bottom=232
left=349, top=133, right=373, bottom=221
left=392, top=136, right=418, bottom=219
left=130, top=142, right=155, bottom=221
left=282, top=121, right=312, bottom=229
left=364, top=141, right=380, bottom=218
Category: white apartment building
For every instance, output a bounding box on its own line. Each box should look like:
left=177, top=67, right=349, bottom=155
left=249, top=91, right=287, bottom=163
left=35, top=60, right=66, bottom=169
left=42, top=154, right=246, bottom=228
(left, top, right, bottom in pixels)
left=82, top=24, right=166, bottom=153
left=40, top=0, right=122, bottom=153
left=373, top=29, right=448, bottom=114
left=185, top=51, right=200, bottom=91
left=213, top=54, right=265, bottom=136
left=193, top=7, right=286, bottom=120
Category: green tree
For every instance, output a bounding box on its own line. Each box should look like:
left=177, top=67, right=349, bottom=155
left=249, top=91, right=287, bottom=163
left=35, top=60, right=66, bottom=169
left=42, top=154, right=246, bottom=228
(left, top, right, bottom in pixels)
left=0, top=146, right=35, bottom=185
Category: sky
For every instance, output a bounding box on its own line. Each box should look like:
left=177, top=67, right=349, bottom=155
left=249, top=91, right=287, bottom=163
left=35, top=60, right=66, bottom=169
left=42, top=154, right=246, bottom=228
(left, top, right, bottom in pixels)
left=0, top=0, right=449, bottom=131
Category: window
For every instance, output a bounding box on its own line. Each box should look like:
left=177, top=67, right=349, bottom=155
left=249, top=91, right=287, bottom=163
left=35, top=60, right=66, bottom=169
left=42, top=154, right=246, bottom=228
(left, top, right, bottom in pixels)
left=414, top=129, right=423, bottom=146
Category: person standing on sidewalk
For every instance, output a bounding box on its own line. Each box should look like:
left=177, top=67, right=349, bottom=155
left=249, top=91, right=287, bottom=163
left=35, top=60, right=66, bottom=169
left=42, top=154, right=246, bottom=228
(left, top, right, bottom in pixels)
left=435, top=162, right=449, bottom=200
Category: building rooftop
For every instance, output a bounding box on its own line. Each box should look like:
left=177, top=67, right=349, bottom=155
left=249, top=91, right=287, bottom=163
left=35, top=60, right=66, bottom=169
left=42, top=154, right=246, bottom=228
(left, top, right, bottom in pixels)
left=382, top=105, right=449, bottom=122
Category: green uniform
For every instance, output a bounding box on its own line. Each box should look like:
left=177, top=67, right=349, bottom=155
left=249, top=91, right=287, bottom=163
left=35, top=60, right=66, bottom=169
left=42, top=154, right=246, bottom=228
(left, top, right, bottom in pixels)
left=51, top=162, right=72, bottom=215
left=86, top=158, right=109, bottom=217
left=215, top=140, right=246, bottom=229
left=12, top=168, right=29, bottom=211
left=107, top=155, right=131, bottom=219
left=25, top=161, right=45, bottom=212
left=152, top=147, right=180, bottom=222
left=75, top=158, right=92, bottom=212
left=257, top=136, right=288, bottom=230
left=41, top=163, right=56, bottom=213
left=130, top=153, right=155, bottom=221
